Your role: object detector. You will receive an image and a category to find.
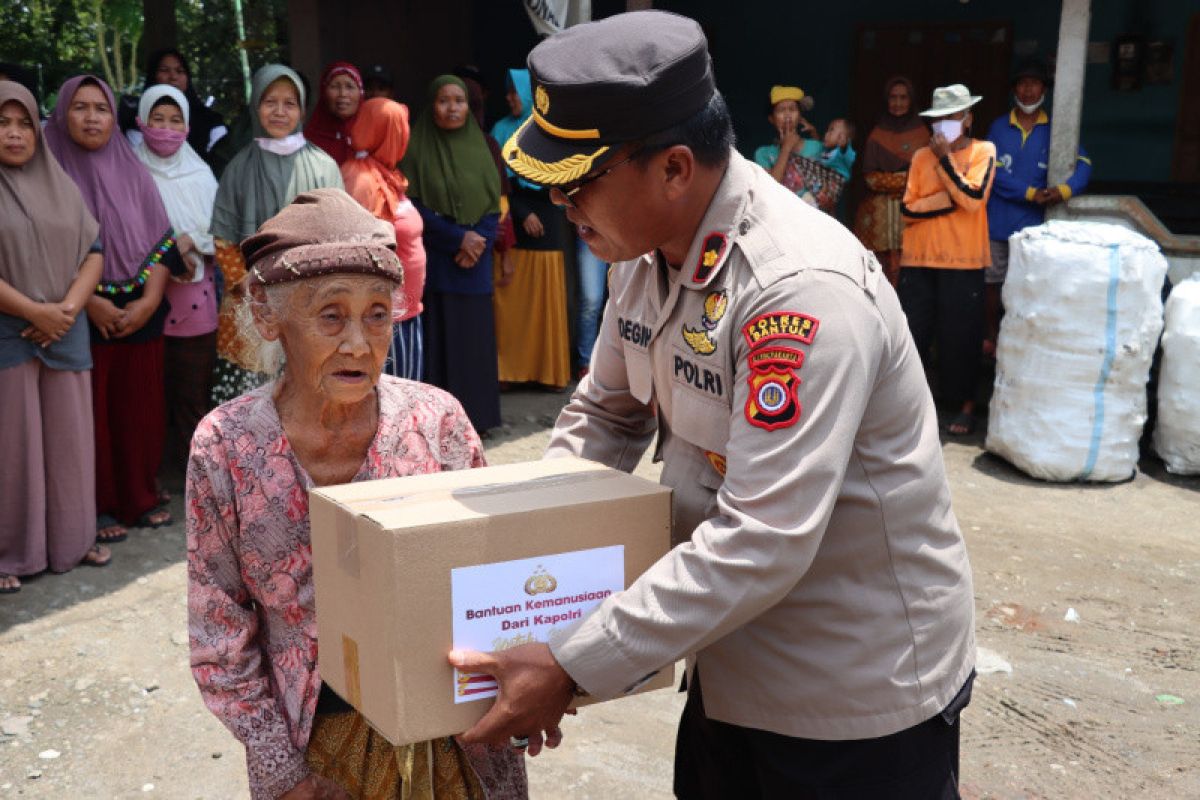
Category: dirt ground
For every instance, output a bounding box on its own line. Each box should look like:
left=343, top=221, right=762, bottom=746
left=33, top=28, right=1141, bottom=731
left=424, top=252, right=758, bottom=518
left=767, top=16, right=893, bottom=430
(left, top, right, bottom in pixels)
left=1, top=385, right=1197, bottom=799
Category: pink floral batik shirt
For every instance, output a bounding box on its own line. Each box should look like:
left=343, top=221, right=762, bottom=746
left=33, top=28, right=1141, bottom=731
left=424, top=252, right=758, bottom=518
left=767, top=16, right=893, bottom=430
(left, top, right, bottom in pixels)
left=186, top=376, right=526, bottom=800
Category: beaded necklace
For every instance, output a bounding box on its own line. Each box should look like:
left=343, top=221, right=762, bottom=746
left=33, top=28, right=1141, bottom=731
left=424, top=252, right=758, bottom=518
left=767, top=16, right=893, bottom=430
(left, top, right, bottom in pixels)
left=96, top=230, right=176, bottom=296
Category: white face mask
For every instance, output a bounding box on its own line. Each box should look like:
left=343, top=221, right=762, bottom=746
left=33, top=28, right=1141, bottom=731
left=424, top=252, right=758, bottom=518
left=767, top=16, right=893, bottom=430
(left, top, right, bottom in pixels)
left=1015, top=95, right=1044, bottom=115
left=932, top=119, right=964, bottom=142
left=255, top=133, right=307, bottom=156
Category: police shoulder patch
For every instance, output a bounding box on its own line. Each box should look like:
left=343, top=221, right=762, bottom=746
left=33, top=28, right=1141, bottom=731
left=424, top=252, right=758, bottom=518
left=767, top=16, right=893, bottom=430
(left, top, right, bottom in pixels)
left=744, top=367, right=801, bottom=431
left=692, top=233, right=728, bottom=284
left=742, top=311, right=819, bottom=347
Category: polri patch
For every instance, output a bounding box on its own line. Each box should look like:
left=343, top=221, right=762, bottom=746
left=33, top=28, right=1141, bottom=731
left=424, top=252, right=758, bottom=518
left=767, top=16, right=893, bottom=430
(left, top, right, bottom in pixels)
left=747, top=346, right=804, bottom=372
left=744, top=368, right=801, bottom=431
left=742, top=311, right=819, bottom=348
left=692, top=233, right=727, bottom=284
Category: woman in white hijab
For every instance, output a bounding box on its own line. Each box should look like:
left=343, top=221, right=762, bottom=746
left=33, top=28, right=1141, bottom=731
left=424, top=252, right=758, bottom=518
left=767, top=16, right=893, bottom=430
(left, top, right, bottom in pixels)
left=132, top=84, right=220, bottom=468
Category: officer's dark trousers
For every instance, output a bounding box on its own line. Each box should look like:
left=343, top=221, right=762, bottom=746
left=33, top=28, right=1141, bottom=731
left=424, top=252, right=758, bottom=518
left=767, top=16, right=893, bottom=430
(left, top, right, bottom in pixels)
left=896, top=266, right=985, bottom=411
left=674, top=671, right=969, bottom=800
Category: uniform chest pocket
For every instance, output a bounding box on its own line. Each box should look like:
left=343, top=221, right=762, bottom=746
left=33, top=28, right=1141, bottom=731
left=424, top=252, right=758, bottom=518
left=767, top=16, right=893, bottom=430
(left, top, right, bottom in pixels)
left=624, top=345, right=653, bottom=404
left=668, top=345, right=731, bottom=454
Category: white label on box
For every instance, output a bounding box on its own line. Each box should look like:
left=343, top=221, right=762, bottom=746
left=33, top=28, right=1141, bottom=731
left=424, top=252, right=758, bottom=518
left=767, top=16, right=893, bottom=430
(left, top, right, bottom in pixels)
left=450, top=545, right=625, bottom=704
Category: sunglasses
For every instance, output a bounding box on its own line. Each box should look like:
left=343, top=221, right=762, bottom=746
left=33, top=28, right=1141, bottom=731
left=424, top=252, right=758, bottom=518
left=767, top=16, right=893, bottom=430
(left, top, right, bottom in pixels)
left=552, top=148, right=641, bottom=209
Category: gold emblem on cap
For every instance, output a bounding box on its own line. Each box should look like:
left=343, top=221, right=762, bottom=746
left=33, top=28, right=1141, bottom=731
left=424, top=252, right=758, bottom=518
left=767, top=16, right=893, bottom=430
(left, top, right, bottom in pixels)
left=535, top=85, right=550, bottom=116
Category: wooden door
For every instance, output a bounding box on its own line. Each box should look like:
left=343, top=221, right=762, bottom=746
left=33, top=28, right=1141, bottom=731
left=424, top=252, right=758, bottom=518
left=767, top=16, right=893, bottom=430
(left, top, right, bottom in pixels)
left=1172, top=14, right=1200, bottom=182
left=850, top=21, right=1014, bottom=144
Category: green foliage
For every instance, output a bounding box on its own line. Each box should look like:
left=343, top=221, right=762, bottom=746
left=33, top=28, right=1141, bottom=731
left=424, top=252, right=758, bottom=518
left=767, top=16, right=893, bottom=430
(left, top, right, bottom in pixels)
left=0, top=0, right=289, bottom=120
left=0, top=0, right=103, bottom=106
left=176, top=0, right=289, bottom=123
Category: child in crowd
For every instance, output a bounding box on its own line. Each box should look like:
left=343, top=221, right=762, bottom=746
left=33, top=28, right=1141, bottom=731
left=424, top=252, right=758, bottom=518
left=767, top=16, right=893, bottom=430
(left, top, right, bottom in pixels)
left=818, top=118, right=856, bottom=179
left=755, top=85, right=856, bottom=214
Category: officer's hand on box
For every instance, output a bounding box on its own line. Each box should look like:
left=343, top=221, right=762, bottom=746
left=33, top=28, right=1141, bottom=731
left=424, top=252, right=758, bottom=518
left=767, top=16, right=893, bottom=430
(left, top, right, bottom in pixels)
left=449, top=643, right=576, bottom=756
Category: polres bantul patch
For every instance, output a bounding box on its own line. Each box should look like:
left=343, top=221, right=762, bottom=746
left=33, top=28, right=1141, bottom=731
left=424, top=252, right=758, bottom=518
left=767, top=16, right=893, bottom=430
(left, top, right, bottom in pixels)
left=741, top=311, right=819, bottom=347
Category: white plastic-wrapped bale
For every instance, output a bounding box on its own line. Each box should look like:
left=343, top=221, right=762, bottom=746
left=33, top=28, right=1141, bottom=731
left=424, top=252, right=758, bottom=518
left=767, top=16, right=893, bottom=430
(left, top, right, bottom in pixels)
left=986, top=221, right=1168, bottom=482
left=1153, top=275, right=1200, bottom=475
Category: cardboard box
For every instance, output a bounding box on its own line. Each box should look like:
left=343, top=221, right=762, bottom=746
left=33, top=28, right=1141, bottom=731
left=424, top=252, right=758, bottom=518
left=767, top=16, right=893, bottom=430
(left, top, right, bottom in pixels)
left=309, top=456, right=674, bottom=746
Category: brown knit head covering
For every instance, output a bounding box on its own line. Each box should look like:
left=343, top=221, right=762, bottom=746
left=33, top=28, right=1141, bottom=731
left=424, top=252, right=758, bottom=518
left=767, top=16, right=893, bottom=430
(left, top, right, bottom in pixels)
left=242, top=187, right=402, bottom=286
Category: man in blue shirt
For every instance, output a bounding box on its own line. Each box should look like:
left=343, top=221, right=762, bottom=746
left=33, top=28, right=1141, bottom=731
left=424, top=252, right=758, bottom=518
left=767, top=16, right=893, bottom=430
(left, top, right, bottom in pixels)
left=985, top=60, right=1092, bottom=352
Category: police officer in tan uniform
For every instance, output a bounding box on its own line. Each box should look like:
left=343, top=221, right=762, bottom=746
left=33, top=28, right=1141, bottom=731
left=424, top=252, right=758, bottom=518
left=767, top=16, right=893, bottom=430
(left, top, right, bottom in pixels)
left=450, top=12, right=976, bottom=798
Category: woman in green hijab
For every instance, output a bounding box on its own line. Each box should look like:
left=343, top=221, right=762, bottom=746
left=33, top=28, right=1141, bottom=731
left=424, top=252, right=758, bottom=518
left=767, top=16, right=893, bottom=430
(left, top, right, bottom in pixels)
left=402, top=75, right=502, bottom=434
left=209, top=64, right=345, bottom=405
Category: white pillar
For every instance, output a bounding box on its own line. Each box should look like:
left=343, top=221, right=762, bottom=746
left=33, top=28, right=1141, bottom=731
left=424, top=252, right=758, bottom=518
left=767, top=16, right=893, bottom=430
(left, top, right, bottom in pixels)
left=1048, top=0, right=1091, bottom=188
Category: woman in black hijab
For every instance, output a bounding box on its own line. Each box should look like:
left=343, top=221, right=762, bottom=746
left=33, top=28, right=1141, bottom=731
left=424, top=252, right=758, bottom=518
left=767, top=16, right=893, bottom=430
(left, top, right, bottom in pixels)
left=119, top=48, right=229, bottom=175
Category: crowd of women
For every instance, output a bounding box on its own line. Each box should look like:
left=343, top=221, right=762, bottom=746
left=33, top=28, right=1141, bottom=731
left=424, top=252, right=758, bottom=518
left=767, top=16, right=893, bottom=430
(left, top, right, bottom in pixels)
left=0, top=54, right=605, bottom=594
left=1, top=53, right=1058, bottom=582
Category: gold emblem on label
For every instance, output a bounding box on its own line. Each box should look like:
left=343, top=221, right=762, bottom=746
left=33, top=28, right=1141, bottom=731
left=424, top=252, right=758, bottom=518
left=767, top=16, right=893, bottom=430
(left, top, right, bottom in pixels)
left=524, top=566, right=557, bottom=596
left=535, top=85, right=550, bottom=116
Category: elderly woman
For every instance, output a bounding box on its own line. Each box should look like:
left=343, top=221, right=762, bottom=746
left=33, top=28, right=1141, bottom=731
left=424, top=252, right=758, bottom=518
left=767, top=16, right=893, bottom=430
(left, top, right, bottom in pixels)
left=0, top=80, right=110, bottom=593
left=187, top=189, right=526, bottom=800
left=209, top=64, right=344, bottom=406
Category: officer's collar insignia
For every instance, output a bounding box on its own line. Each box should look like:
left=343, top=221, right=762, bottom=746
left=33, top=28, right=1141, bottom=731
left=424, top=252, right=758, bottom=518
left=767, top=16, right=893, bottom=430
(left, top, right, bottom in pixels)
left=681, top=290, right=727, bottom=355
left=535, top=85, right=550, bottom=116
left=692, top=232, right=728, bottom=284
left=704, top=450, right=727, bottom=478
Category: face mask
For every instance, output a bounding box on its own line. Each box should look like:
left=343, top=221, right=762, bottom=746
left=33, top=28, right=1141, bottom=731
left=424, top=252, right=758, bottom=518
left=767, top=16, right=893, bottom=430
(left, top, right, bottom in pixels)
left=932, top=119, right=963, bottom=141
left=1015, top=95, right=1044, bottom=115
left=137, top=119, right=188, bottom=157
left=255, top=133, right=307, bottom=156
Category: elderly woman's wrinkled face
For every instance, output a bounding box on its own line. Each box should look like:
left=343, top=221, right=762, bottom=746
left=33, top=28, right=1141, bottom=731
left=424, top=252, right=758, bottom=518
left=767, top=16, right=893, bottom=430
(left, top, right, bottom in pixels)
left=0, top=100, right=36, bottom=168
left=67, top=83, right=114, bottom=151
left=259, top=78, right=302, bottom=139
left=263, top=275, right=394, bottom=404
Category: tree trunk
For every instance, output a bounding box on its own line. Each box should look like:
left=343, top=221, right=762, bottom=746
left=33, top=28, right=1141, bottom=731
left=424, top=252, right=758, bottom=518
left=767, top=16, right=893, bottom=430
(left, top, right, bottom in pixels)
left=142, top=0, right=179, bottom=56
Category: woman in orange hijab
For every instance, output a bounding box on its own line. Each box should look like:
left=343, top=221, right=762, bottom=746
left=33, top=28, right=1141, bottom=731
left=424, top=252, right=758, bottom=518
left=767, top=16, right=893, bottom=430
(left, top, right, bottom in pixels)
left=341, top=97, right=427, bottom=380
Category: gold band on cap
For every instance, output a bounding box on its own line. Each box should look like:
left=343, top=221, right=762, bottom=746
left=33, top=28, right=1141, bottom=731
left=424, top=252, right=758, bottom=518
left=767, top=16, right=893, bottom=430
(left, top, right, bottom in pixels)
left=532, top=110, right=601, bottom=141
left=502, top=118, right=610, bottom=184
left=770, top=85, right=805, bottom=106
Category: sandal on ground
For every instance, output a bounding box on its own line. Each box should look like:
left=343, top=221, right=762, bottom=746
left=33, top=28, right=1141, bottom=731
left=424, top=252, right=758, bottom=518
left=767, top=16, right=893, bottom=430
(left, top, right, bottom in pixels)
left=156, top=488, right=172, bottom=506
left=0, top=573, right=20, bottom=594
left=82, top=544, right=112, bottom=568
left=947, top=412, right=976, bottom=437
left=136, top=508, right=173, bottom=529
left=96, top=514, right=128, bottom=544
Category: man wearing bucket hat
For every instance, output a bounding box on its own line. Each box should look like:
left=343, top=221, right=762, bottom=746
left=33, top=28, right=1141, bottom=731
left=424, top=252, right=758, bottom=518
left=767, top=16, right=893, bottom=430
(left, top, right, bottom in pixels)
left=898, top=83, right=997, bottom=437
left=449, top=11, right=975, bottom=797
left=984, top=59, right=1092, bottom=353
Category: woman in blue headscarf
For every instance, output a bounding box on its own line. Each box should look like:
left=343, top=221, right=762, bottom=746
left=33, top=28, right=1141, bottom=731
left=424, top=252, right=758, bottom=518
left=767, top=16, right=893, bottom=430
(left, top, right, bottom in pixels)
left=489, top=69, right=571, bottom=390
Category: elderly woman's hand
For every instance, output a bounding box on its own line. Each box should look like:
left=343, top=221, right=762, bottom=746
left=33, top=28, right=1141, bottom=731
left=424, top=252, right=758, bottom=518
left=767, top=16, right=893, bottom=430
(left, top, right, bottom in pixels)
left=279, top=774, right=350, bottom=800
